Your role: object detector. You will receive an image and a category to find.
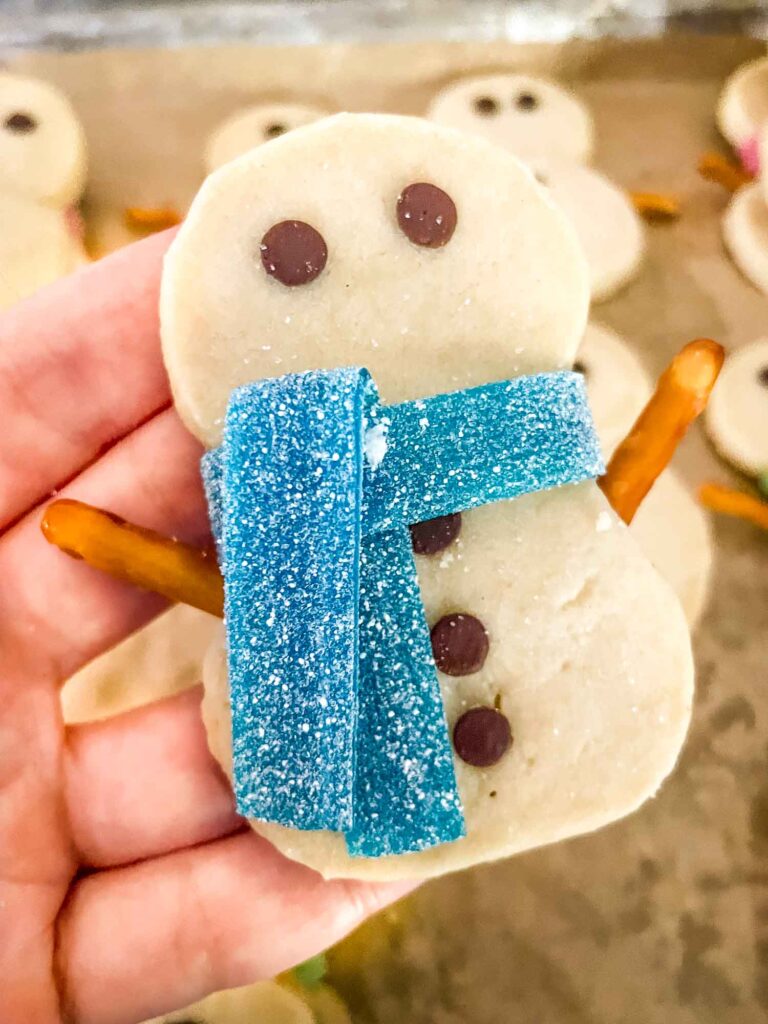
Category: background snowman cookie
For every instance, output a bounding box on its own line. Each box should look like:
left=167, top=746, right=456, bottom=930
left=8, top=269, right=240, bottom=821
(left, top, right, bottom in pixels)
left=576, top=324, right=713, bottom=626
left=161, top=113, right=693, bottom=882
left=533, top=162, right=645, bottom=302
left=205, top=102, right=328, bottom=173
left=716, top=56, right=768, bottom=156
left=427, top=72, right=594, bottom=164
left=0, top=72, right=87, bottom=309
left=427, top=74, right=644, bottom=301
left=705, top=336, right=768, bottom=482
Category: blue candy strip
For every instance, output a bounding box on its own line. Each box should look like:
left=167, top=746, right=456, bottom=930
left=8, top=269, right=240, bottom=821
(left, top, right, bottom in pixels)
left=348, top=528, right=465, bottom=856
left=221, top=369, right=373, bottom=830
left=204, top=368, right=604, bottom=856
left=362, top=373, right=604, bottom=534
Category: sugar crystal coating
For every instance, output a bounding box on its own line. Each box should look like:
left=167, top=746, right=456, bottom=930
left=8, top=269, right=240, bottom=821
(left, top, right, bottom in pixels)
left=204, top=366, right=603, bottom=856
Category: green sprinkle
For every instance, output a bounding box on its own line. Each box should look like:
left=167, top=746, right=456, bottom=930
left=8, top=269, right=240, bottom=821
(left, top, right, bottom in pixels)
left=758, top=471, right=768, bottom=498
left=293, top=953, right=328, bottom=989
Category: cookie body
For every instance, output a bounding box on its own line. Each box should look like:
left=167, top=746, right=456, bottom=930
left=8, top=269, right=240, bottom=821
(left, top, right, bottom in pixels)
left=162, top=114, right=693, bottom=881
left=722, top=183, right=768, bottom=295
left=0, top=72, right=86, bottom=206
left=705, top=337, right=768, bottom=477
left=0, top=193, right=84, bottom=309
left=534, top=162, right=645, bottom=302
left=205, top=102, right=327, bottom=173
left=717, top=57, right=768, bottom=149
left=427, top=73, right=594, bottom=163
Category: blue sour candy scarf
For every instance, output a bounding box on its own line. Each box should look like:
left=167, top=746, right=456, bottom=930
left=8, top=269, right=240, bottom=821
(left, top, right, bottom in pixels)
left=202, top=368, right=604, bottom=858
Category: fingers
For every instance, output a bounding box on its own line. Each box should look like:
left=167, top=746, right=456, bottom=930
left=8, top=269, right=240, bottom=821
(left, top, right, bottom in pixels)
left=0, top=407, right=208, bottom=683
left=0, top=230, right=175, bottom=533
left=56, top=830, right=414, bottom=1024
left=63, top=688, right=241, bottom=869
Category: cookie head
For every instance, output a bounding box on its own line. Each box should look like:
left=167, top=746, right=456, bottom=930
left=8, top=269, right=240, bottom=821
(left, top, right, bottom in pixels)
left=427, top=73, right=594, bottom=164
left=0, top=73, right=86, bottom=206
left=162, top=112, right=590, bottom=446
left=706, top=337, right=768, bottom=477
left=204, top=102, right=327, bottom=173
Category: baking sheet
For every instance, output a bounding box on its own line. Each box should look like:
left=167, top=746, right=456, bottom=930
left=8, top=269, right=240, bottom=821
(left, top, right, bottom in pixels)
left=8, top=32, right=768, bottom=1023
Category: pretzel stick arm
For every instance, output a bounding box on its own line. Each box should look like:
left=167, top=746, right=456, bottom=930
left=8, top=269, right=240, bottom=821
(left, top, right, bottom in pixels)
left=41, top=339, right=724, bottom=610
left=599, top=338, right=725, bottom=524
left=41, top=499, right=224, bottom=617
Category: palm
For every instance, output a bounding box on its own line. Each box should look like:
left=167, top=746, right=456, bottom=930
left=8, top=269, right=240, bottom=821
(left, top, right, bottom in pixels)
left=0, top=234, right=410, bottom=1024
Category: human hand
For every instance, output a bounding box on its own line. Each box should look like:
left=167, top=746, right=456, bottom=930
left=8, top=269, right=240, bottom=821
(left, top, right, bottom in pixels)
left=0, top=233, right=412, bottom=1024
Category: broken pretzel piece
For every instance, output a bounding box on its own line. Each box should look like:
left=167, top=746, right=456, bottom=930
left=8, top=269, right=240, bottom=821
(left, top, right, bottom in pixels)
left=699, top=482, right=768, bottom=531
left=698, top=152, right=753, bottom=193
left=124, top=206, right=183, bottom=232
left=629, top=191, right=681, bottom=221
left=600, top=338, right=725, bottom=525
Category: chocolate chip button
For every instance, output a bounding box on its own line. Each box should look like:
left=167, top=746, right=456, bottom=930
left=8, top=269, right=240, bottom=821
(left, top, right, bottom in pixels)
left=573, top=359, right=588, bottom=377
left=474, top=95, right=499, bottom=116
left=410, top=513, right=462, bottom=555
left=515, top=92, right=538, bottom=111
left=758, top=365, right=768, bottom=387
left=260, top=220, right=327, bottom=286
left=4, top=111, right=37, bottom=133
left=265, top=122, right=287, bottom=139
left=431, top=613, right=489, bottom=676
left=453, top=706, right=512, bottom=767
left=396, top=182, right=457, bottom=249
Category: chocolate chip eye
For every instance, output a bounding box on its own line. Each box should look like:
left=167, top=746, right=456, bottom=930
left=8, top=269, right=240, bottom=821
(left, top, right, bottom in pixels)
left=396, top=182, right=457, bottom=249
left=260, top=220, right=327, bottom=287
left=453, top=707, right=512, bottom=767
left=410, top=512, right=462, bottom=555
left=431, top=612, right=489, bottom=676
left=4, top=111, right=37, bottom=133
left=758, top=365, right=768, bottom=387
left=515, top=92, right=538, bottom=111
left=265, top=122, right=287, bottom=139
left=573, top=359, right=588, bottom=377
left=473, top=95, right=499, bottom=116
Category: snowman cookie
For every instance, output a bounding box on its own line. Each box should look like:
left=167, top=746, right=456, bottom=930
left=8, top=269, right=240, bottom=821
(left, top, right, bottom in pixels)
left=205, top=102, right=327, bottom=173
left=142, top=979, right=349, bottom=1024
left=0, top=72, right=87, bottom=309
left=716, top=57, right=768, bottom=153
left=161, top=113, right=693, bottom=882
left=533, top=161, right=645, bottom=302
left=427, top=73, right=594, bottom=164
left=576, top=324, right=713, bottom=626
left=722, top=181, right=768, bottom=295
left=705, top=337, right=768, bottom=480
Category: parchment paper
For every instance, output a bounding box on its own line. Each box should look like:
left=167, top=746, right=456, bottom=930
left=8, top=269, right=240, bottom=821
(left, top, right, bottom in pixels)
left=8, top=32, right=768, bottom=1024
